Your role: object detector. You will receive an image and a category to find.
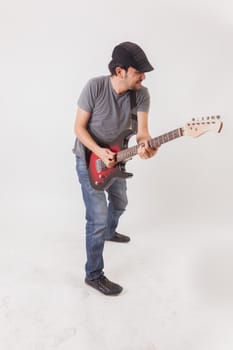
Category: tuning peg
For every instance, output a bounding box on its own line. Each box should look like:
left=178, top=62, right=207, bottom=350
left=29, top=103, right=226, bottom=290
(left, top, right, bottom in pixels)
left=192, top=118, right=195, bottom=122
left=216, top=115, right=221, bottom=119
left=210, top=115, right=216, bottom=123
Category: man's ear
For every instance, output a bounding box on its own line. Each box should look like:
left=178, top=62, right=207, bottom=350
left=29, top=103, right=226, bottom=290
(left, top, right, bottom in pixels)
left=115, top=66, right=126, bottom=79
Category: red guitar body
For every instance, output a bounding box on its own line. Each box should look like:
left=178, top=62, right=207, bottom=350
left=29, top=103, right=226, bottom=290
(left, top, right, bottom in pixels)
left=86, top=129, right=134, bottom=191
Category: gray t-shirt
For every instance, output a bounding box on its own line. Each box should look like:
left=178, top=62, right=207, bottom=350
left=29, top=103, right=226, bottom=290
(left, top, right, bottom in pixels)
left=73, top=75, right=150, bottom=158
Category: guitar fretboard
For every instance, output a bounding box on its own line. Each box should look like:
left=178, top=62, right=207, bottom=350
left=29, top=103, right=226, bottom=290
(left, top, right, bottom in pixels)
left=117, top=128, right=183, bottom=162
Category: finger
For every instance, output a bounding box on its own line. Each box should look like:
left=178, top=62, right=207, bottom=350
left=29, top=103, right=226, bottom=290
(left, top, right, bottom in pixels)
left=144, top=141, right=150, bottom=151
left=138, top=144, right=146, bottom=153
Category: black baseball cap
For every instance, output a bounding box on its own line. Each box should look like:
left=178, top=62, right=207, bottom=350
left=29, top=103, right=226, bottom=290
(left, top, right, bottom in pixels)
left=111, top=41, right=154, bottom=73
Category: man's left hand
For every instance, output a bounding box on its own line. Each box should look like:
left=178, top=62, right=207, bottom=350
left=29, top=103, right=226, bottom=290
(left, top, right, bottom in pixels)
left=138, top=140, right=159, bottom=159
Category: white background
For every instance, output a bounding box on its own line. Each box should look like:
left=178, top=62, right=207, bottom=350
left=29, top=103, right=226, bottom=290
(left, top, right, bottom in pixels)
left=0, top=0, right=233, bottom=349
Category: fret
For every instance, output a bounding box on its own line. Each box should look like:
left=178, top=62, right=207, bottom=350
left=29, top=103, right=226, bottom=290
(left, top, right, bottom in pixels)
left=151, top=128, right=182, bottom=148
left=117, top=145, right=138, bottom=162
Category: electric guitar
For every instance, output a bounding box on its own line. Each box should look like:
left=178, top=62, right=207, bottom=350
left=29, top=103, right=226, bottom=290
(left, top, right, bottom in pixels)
left=86, top=116, right=223, bottom=190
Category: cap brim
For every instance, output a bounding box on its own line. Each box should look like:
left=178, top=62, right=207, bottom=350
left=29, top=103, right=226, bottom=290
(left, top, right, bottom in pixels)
left=140, top=63, right=154, bottom=73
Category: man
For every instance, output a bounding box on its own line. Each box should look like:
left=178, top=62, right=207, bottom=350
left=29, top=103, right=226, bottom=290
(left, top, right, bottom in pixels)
left=73, top=42, right=158, bottom=296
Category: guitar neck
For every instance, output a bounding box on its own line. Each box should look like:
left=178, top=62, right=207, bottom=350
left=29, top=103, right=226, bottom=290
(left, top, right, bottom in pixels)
left=117, top=128, right=183, bottom=162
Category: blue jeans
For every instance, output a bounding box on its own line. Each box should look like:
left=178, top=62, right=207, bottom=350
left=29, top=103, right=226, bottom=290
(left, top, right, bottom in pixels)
left=76, top=157, right=128, bottom=280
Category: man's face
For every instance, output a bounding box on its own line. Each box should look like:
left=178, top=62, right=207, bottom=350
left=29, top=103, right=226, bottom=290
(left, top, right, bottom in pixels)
left=124, top=67, right=146, bottom=90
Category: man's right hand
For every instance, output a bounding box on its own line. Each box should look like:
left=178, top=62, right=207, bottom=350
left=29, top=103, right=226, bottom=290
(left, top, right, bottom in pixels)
left=97, top=147, right=116, bottom=168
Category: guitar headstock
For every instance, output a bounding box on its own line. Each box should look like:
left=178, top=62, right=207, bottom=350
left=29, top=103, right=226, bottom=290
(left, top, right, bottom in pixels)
left=183, top=115, right=223, bottom=138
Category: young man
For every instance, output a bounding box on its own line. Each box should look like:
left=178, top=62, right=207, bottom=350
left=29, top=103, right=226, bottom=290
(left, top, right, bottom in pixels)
left=73, top=42, right=158, bottom=296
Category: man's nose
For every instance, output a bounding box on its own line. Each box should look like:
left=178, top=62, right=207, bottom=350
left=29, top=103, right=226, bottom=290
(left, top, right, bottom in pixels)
left=141, top=72, right=146, bottom=80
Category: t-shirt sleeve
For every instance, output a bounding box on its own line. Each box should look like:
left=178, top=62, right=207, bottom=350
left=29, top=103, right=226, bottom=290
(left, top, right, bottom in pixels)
left=136, top=87, right=150, bottom=113
left=77, top=79, right=97, bottom=112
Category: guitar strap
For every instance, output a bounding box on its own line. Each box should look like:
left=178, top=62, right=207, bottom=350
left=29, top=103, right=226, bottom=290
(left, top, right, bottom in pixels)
left=130, top=90, right=138, bottom=134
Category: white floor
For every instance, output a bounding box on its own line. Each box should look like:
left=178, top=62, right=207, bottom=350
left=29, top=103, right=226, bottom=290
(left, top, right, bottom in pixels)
left=1, top=204, right=233, bottom=350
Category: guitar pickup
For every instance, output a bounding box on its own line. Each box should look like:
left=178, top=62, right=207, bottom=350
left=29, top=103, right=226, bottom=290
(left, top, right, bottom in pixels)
left=96, top=159, right=106, bottom=172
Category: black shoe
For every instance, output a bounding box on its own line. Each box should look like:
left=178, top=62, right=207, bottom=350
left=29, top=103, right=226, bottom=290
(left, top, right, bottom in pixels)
left=106, top=232, right=130, bottom=243
left=85, top=275, right=123, bottom=296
